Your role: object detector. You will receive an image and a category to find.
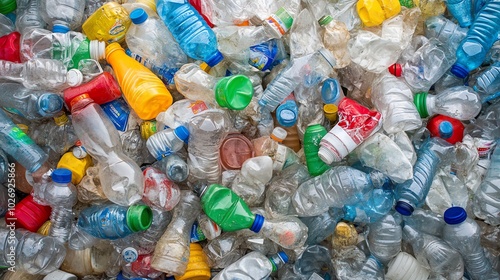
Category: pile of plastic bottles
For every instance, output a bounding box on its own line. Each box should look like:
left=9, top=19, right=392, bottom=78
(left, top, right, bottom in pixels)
left=0, top=0, right=500, bottom=279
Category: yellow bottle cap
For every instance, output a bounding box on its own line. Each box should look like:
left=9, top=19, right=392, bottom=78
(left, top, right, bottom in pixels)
left=324, top=104, right=338, bottom=122
left=53, top=112, right=69, bottom=126
left=16, top=124, right=29, bottom=134
left=140, top=121, right=157, bottom=139
left=199, top=62, right=211, bottom=73
left=37, top=220, right=51, bottom=236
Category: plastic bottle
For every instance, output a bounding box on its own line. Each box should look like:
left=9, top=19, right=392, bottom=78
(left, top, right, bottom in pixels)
left=145, top=126, right=189, bottom=160
left=424, top=15, right=467, bottom=49
left=75, top=203, right=152, bottom=240
left=63, top=72, right=122, bottom=110
left=344, top=187, right=394, bottom=224
left=356, top=0, right=401, bottom=27
left=151, top=191, right=201, bottom=276
left=0, top=228, right=66, bottom=274
left=450, top=1, right=500, bottom=78
left=4, top=194, right=51, bottom=232
left=142, top=166, right=181, bottom=211
left=71, top=94, right=144, bottom=206
left=292, top=166, right=377, bottom=217
left=303, top=124, right=329, bottom=176
left=15, top=0, right=46, bottom=34
left=155, top=153, right=189, bottom=183
left=230, top=156, right=273, bottom=206
left=318, top=98, right=382, bottom=164
left=442, top=207, right=500, bottom=279
left=402, top=208, right=446, bottom=237
left=175, top=243, right=211, bottom=280
left=0, top=31, right=21, bottom=62
left=445, top=0, right=472, bottom=27
left=69, top=38, right=106, bottom=69
left=276, top=100, right=298, bottom=127
left=156, top=0, right=224, bottom=67
left=291, top=245, right=336, bottom=280
left=403, top=224, right=464, bottom=280
left=473, top=143, right=500, bottom=225
left=385, top=252, right=430, bottom=280
left=351, top=256, right=384, bottom=280
left=370, top=73, right=422, bottom=133
left=213, top=251, right=288, bottom=280
left=413, top=86, right=482, bottom=121
left=41, top=168, right=77, bottom=244
left=0, top=82, right=64, bottom=120
left=427, top=115, right=465, bottom=144
left=40, top=0, right=85, bottom=31
left=187, top=110, right=230, bottom=184
left=366, top=213, right=402, bottom=264
left=156, top=99, right=210, bottom=130
left=252, top=134, right=300, bottom=171
left=300, top=207, right=344, bottom=245
left=0, top=110, right=48, bottom=173
left=471, top=62, right=500, bottom=103
left=125, top=8, right=187, bottom=85
left=82, top=2, right=131, bottom=44
left=395, top=138, right=454, bottom=216
left=105, top=42, right=173, bottom=120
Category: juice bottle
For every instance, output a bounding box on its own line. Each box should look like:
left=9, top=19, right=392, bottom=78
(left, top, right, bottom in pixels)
left=63, top=72, right=122, bottom=110
left=105, top=42, right=173, bottom=120
left=82, top=2, right=131, bottom=44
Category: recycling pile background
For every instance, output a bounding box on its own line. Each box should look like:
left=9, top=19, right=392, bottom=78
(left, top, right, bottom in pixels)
left=0, top=0, right=499, bottom=279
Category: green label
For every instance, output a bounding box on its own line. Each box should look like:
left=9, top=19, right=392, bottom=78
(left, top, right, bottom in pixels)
left=9, top=126, right=34, bottom=145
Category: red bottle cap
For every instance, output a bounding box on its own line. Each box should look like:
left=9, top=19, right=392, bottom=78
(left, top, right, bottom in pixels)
left=220, top=133, right=255, bottom=170
left=0, top=31, right=21, bottom=63
left=63, top=72, right=121, bottom=110
left=388, top=63, right=402, bottom=77
left=427, top=115, right=464, bottom=144
left=5, top=195, right=51, bottom=232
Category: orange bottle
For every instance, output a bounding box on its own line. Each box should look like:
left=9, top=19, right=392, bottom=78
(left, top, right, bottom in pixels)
left=105, top=42, right=173, bottom=120
left=175, top=243, right=211, bottom=280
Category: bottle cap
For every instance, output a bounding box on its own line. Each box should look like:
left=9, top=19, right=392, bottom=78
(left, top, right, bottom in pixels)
left=388, top=63, right=402, bottom=77
left=0, top=0, right=16, bottom=14
left=89, top=40, right=106, bottom=60
left=271, top=127, right=288, bottom=143
left=205, top=50, right=224, bottom=67
left=69, top=93, right=91, bottom=109
left=43, top=270, right=77, bottom=280
left=438, top=121, right=453, bottom=139
left=413, top=92, right=429, bottom=118
left=318, top=125, right=357, bottom=164
left=250, top=213, right=264, bottom=233
left=72, top=143, right=88, bottom=159
left=395, top=201, right=414, bottom=216
left=444, top=206, right=467, bottom=224
left=52, top=24, right=70, bottom=33
left=214, top=75, right=254, bottom=110
left=53, top=112, right=69, bottom=126
left=140, top=121, right=157, bottom=139
left=278, top=251, right=289, bottom=263
left=130, top=8, right=148, bottom=24
left=126, top=205, right=153, bottom=232
left=276, top=101, right=298, bottom=127
left=66, top=69, right=83, bottom=87
left=323, top=104, right=338, bottom=122
left=38, top=94, right=64, bottom=116
left=16, top=123, right=29, bottom=134
left=174, top=126, right=190, bottom=143
left=321, top=78, right=342, bottom=104
left=220, top=133, right=255, bottom=170
left=51, top=168, right=72, bottom=184
left=318, top=48, right=336, bottom=68
left=451, top=63, right=469, bottom=79
left=318, top=15, right=334, bottom=27
left=121, top=247, right=139, bottom=263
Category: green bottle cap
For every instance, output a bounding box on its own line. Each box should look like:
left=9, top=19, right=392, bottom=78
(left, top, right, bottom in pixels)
left=126, top=205, right=153, bottom=232
left=399, top=0, right=414, bottom=8
left=318, top=15, right=334, bottom=27
left=414, top=92, right=429, bottom=118
left=0, top=0, right=16, bottom=14
left=214, top=75, right=254, bottom=110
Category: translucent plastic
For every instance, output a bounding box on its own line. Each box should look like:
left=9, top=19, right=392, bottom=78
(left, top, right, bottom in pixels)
left=213, top=251, right=286, bottom=280
left=445, top=0, right=472, bottom=27
left=424, top=16, right=467, bottom=49
left=403, top=209, right=446, bottom=237
left=173, top=63, right=218, bottom=106
left=321, top=20, right=351, bottom=69
left=230, top=156, right=273, bottom=206
left=155, top=99, right=210, bottom=130
left=142, top=166, right=181, bottom=211
left=300, top=207, right=343, bottom=245
left=258, top=215, right=308, bottom=249
left=15, top=0, right=46, bottom=34
left=366, top=213, right=402, bottom=264
left=156, top=153, right=189, bottom=183
left=352, top=256, right=384, bottom=280
left=292, top=166, right=375, bottom=217
left=473, top=143, right=500, bottom=225
left=146, top=128, right=186, bottom=160
left=151, top=191, right=201, bottom=275
left=202, top=232, right=246, bottom=269
left=344, top=188, right=394, bottom=224
left=71, top=98, right=144, bottom=206
left=425, top=86, right=482, bottom=120
left=28, top=114, right=78, bottom=156
left=40, top=0, right=85, bottom=30
left=472, top=62, right=500, bottom=103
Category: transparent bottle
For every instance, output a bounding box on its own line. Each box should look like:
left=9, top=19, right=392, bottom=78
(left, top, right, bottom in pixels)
left=292, top=166, right=377, bottom=217
left=15, top=0, right=47, bottom=34
left=213, top=251, right=289, bottom=280
left=142, top=166, right=181, bottom=211
left=146, top=126, right=189, bottom=160
left=71, top=94, right=144, bottom=206
left=40, top=0, right=85, bottom=31
left=352, top=256, right=384, bottom=280
left=366, top=213, right=402, bottom=265
left=471, top=62, right=500, bottom=103
left=159, top=153, right=189, bottom=183
left=424, top=15, right=467, bottom=49
left=344, top=187, right=394, bottom=224
left=28, top=112, right=78, bottom=156
left=151, top=191, right=201, bottom=276
left=442, top=206, right=500, bottom=280
left=473, top=143, right=500, bottom=225
left=155, top=99, right=210, bottom=130
left=402, top=208, right=446, bottom=237
left=230, top=156, right=273, bottom=206
left=300, top=207, right=344, bottom=245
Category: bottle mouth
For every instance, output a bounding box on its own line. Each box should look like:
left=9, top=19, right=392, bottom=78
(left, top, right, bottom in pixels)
left=450, top=63, right=469, bottom=79
left=38, top=94, right=64, bottom=116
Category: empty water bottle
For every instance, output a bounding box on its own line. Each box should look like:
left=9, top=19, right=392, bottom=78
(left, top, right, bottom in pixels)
left=344, top=187, right=394, bottom=224
left=424, top=15, right=467, bottom=48
left=40, top=0, right=85, bottom=31
left=366, top=213, right=402, bottom=264
left=213, top=251, right=289, bottom=280
left=445, top=0, right=472, bottom=27
left=155, top=153, right=189, bottom=183
left=142, top=166, right=181, bottom=211
left=15, top=0, right=46, bottom=34
left=473, top=142, right=500, bottom=225
left=146, top=126, right=189, bottom=160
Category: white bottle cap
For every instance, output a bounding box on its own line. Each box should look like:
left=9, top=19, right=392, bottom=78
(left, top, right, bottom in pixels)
left=90, top=40, right=106, bottom=61
left=271, top=127, right=288, bottom=143
left=122, top=247, right=138, bottom=263
left=43, top=270, right=77, bottom=280
left=66, top=69, right=83, bottom=87
left=386, top=252, right=430, bottom=280
left=318, top=125, right=358, bottom=164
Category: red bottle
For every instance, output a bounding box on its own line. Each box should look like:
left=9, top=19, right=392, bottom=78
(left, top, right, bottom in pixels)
left=0, top=31, right=21, bottom=62
left=189, top=0, right=215, bottom=27
left=143, top=167, right=181, bottom=211
left=427, top=115, right=464, bottom=144
left=4, top=194, right=51, bottom=232
left=63, top=72, right=122, bottom=110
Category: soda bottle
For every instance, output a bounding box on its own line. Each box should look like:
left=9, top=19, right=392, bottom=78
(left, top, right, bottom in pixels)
left=63, top=72, right=122, bottom=110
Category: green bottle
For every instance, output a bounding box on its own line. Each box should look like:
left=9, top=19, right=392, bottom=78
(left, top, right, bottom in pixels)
left=196, top=183, right=264, bottom=233
left=69, top=38, right=106, bottom=69
left=304, top=124, right=330, bottom=176
left=0, top=0, right=16, bottom=15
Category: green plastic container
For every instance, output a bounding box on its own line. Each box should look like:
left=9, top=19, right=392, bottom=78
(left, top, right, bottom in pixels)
left=304, top=124, right=330, bottom=176
left=214, top=75, right=254, bottom=110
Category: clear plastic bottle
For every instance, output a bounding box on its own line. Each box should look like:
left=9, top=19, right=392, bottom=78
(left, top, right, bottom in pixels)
left=155, top=153, right=189, bottom=183
left=252, top=135, right=300, bottom=172
left=442, top=206, right=500, bottom=280
left=15, top=0, right=47, bottom=34
left=0, top=13, right=14, bottom=36
left=230, top=156, right=273, bottom=206
left=471, top=62, right=500, bottom=103
left=291, top=166, right=376, bottom=217
left=126, top=8, right=188, bottom=85
left=445, top=0, right=472, bottom=27
left=300, top=207, right=344, bottom=245
left=319, top=17, right=351, bottom=69
left=71, top=94, right=144, bottom=206
left=0, top=82, right=64, bottom=120
left=366, top=213, right=402, bottom=264
left=291, top=245, right=336, bottom=280
left=344, top=187, right=394, bottom=224
left=43, top=168, right=77, bottom=244
left=146, top=126, right=189, bottom=160
left=156, top=0, right=224, bottom=68
left=403, top=224, right=464, bottom=280
left=473, top=143, right=500, bottom=225
left=413, top=86, right=482, bottom=121
left=371, top=73, right=421, bottom=133
left=352, top=256, right=384, bottom=280
left=213, top=251, right=288, bottom=280
left=424, top=15, right=467, bottom=49
left=402, top=208, right=446, bottom=237
left=28, top=112, right=78, bottom=156
left=142, top=166, right=181, bottom=211
left=187, top=110, right=231, bottom=184
left=450, top=0, right=500, bottom=78
left=39, top=0, right=85, bottom=31
left=155, top=99, right=210, bottom=130
left=0, top=110, right=48, bottom=173
left=0, top=228, right=66, bottom=274
left=151, top=191, right=201, bottom=276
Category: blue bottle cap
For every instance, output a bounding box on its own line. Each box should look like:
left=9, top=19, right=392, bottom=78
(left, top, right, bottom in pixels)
left=276, top=106, right=297, bottom=127
left=174, top=126, right=190, bottom=143
left=130, top=8, right=148, bottom=24
left=438, top=121, right=453, bottom=139
left=38, top=94, right=64, bottom=116
left=278, top=251, right=289, bottom=263
left=395, top=201, right=414, bottom=216
left=205, top=50, right=224, bottom=67
left=51, top=168, right=72, bottom=184
left=321, top=78, right=342, bottom=104
left=451, top=63, right=469, bottom=79
left=52, top=24, right=70, bottom=33
left=444, top=206, right=467, bottom=224
left=250, top=213, right=264, bottom=233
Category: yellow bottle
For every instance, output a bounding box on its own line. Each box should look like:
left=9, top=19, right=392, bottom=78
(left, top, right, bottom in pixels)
left=57, top=152, right=93, bottom=185
left=105, top=42, right=173, bottom=120
left=175, top=243, right=211, bottom=280
left=356, top=0, right=401, bottom=27
left=82, top=2, right=131, bottom=44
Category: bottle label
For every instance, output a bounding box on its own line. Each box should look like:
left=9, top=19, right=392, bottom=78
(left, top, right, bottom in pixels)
left=266, top=8, right=293, bottom=36
left=189, top=100, right=209, bottom=114
left=109, top=20, right=126, bottom=36
left=475, top=138, right=496, bottom=158
left=9, top=126, right=34, bottom=145
left=101, top=99, right=130, bottom=132
left=273, top=144, right=288, bottom=171
left=190, top=222, right=206, bottom=243
left=249, top=50, right=270, bottom=71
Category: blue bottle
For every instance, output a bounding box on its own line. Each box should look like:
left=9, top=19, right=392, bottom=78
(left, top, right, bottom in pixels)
left=300, top=207, right=344, bottom=245
left=248, top=40, right=278, bottom=71
left=344, top=187, right=395, bottom=224
left=76, top=203, right=153, bottom=240
left=451, top=0, right=500, bottom=78
left=445, top=0, right=473, bottom=28
left=276, top=100, right=298, bottom=127
left=472, top=62, right=500, bottom=103
left=156, top=0, right=223, bottom=67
